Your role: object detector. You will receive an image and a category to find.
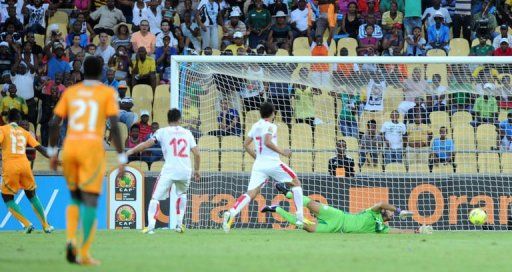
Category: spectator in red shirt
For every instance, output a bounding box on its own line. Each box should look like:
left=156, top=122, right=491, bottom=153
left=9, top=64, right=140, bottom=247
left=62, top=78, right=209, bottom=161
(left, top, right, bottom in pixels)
left=494, top=38, right=512, bottom=56
left=137, top=110, right=152, bottom=140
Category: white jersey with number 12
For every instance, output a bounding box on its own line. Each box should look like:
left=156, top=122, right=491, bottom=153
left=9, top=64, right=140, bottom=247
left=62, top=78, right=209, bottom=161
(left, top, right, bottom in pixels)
left=152, top=126, right=197, bottom=180
left=247, top=119, right=280, bottom=162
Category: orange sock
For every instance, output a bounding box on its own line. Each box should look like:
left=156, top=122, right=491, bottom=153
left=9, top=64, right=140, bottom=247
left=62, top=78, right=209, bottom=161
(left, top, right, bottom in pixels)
left=66, top=204, right=80, bottom=243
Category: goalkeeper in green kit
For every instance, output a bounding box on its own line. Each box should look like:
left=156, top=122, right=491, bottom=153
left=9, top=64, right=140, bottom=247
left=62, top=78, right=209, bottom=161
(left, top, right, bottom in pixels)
left=262, top=183, right=433, bottom=234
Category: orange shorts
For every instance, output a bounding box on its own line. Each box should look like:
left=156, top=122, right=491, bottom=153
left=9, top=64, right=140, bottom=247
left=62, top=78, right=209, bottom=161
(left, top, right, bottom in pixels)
left=1, top=161, right=36, bottom=195
left=62, top=141, right=106, bottom=194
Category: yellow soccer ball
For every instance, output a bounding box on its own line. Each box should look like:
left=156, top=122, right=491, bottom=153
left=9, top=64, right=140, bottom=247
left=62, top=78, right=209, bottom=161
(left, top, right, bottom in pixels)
left=469, top=208, right=487, bottom=226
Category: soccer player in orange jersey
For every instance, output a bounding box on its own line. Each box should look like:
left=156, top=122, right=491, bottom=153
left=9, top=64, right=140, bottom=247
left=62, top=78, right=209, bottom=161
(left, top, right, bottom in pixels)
left=0, top=109, right=53, bottom=233
left=48, top=56, right=126, bottom=266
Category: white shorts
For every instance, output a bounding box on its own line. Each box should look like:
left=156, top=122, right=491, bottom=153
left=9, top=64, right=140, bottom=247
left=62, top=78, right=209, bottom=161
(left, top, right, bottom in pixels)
left=152, top=173, right=190, bottom=201
left=248, top=161, right=297, bottom=191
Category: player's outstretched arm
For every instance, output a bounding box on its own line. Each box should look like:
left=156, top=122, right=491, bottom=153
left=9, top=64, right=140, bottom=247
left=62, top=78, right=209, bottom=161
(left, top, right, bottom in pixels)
left=243, top=137, right=257, bottom=159
left=48, top=115, right=63, bottom=171
left=109, top=116, right=129, bottom=177
left=191, top=146, right=201, bottom=181
left=371, top=202, right=413, bottom=220
left=264, top=134, right=291, bottom=157
left=35, top=145, right=50, bottom=159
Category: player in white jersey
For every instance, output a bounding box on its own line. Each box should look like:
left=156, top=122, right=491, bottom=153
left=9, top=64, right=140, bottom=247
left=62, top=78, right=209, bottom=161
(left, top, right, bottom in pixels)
left=126, top=109, right=201, bottom=234
left=223, top=102, right=307, bottom=232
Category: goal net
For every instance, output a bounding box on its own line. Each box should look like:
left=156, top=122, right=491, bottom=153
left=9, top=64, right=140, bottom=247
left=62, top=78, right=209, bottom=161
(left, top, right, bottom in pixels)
left=170, top=55, right=512, bottom=231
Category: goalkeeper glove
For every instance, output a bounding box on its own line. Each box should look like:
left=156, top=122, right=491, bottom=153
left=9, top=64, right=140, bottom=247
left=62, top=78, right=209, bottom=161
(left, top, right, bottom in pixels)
left=394, top=208, right=414, bottom=220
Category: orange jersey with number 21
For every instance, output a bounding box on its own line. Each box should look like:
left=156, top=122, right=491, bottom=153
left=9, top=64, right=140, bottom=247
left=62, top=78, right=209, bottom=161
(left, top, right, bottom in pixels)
left=53, top=80, right=119, bottom=194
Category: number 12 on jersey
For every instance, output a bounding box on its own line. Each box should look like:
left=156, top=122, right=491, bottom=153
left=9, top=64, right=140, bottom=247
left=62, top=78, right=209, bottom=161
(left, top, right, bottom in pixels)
left=170, top=138, right=188, bottom=158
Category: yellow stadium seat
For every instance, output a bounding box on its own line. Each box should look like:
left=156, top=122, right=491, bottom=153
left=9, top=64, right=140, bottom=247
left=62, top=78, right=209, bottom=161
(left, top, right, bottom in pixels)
left=293, top=48, right=311, bottom=56
left=199, top=91, right=219, bottom=133
left=384, top=86, right=404, bottom=113
left=211, top=49, right=221, bottom=55
left=360, top=164, right=382, bottom=174
left=478, top=153, right=500, bottom=173
left=291, top=124, right=313, bottom=172
left=198, top=136, right=219, bottom=171
left=455, top=153, right=477, bottom=174
left=129, top=160, right=149, bottom=172
left=476, top=124, right=497, bottom=150
left=276, top=49, right=289, bottom=56
left=448, top=38, right=469, bottom=56
left=117, top=122, right=128, bottom=145
left=153, top=85, right=170, bottom=125
left=220, top=136, right=243, bottom=172
left=452, top=125, right=475, bottom=151
left=132, top=84, right=154, bottom=117
left=342, top=136, right=359, bottom=173
left=34, top=34, right=45, bottom=47
left=105, top=151, right=119, bottom=172
left=328, top=41, right=337, bottom=56
left=426, top=64, right=448, bottom=86
left=384, top=163, right=406, bottom=173
left=408, top=163, right=430, bottom=174
left=218, top=25, right=223, bottom=49
left=155, top=84, right=170, bottom=99
left=426, top=49, right=446, bottom=56
left=150, top=161, right=164, bottom=171
left=314, top=151, right=335, bottom=173
left=314, top=124, right=336, bottom=149
left=32, top=156, right=49, bottom=171
left=451, top=111, right=473, bottom=127
left=293, top=37, right=310, bottom=53
left=313, top=96, right=335, bottom=128
left=430, top=111, right=450, bottom=137
left=48, top=10, right=69, bottom=25
left=337, top=38, right=358, bottom=56
left=501, top=153, right=512, bottom=173
left=432, top=163, right=454, bottom=174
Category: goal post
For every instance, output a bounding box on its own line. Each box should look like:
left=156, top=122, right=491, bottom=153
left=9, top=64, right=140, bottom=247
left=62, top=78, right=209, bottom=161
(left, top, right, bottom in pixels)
left=170, top=55, right=512, bottom=230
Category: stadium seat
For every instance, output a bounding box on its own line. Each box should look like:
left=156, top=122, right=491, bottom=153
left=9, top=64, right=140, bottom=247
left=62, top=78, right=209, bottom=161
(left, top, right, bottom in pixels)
left=291, top=124, right=313, bottom=172
left=132, top=84, right=154, bottom=117
left=432, top=163, right=454, bottom=175
left=276, top=49, right=289, bottom=56
left=478, top=153, right=500, bottom=174
left=360, top=164, right=382, bottom=174
left=129, top=160, right=149, bottom=172
left=48, top=10, right=69, bottom=25
left=342, top=136, right=359, bottom=173
left=451, top=111, right=473, bottom=127
left=426, top=49, right=446, bottom=56
left=293, top=48, right=311, bottom=56
left=153, top=85, right=170, bottom=124
left=501, top=153, right=512, bottom=173
left=150, top=160, right=164, bottom=171
left=448, top=38, right=469, bottom=56
left=117, top=122, right=128, bottom=145
left=313, top=96, right=335, bottom=127
left=337, top=38, right=358, bottom=56
left=314, top=151, right=335, bottom=173
left=426, top=64, right=448, bottom=86
left=198, top=136, right=219, bottom=171
left=328, top=41, right=337, bottom=56
left=384, top=163, right=406, bottom=173
left=34, top=34, right=45, bottom=47
left=220, top=136, right=243, bottom=172
left=199, top=91, right=219, bottom=133
left=32, top=156, right=49, bottom=171
left=217, top=25, right=223, bottom=49
left=314, top=124, right=336, bottom=149
left=453, top=125, right=475, bottom=151
left=476, top=124, right=497, bottom=150
left=430, top=111, right=451, bottom=137
left=384, top=86, right=404, bottom=113
left=408, top=163, right=429, bottom=174
left=276, top=123, right=290, bottom=150
left=455, top=153, right=478, bottom=174
left=293, top=37, right=310, bottom=53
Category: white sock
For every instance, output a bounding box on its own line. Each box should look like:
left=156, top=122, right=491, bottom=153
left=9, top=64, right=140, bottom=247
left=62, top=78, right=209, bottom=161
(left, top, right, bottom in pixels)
left=291, top=186, right=304, bottom=222
left=229, top=193, right=251, bottom=218
left=147, top=199, right=159, bottom=230
left=176, top=194, right=187, bottom=227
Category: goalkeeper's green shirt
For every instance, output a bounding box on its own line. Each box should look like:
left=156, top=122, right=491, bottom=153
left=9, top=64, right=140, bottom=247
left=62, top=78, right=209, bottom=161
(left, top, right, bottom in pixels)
left=340, top=209, right=389, bottom=234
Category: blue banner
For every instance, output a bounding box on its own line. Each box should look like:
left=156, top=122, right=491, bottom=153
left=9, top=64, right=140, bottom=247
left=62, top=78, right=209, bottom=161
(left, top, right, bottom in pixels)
left=0, top=176, right=107, bottom=231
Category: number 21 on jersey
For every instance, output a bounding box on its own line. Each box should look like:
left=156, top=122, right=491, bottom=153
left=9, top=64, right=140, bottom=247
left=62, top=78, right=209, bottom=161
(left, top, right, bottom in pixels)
left=69, top=99, right=99, bottom=132
left=170, top=138, right=188, bottom=158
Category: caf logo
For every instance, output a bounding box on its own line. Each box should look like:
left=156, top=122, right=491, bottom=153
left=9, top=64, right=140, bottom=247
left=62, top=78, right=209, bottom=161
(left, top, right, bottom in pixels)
left=115, top=170, right=137, bottom=201
left=115, top=205, right=136, bottom=229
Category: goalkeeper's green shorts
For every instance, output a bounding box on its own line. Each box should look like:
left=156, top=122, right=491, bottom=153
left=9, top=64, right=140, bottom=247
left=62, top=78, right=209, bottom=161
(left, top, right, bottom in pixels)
left=314, top=205, right=344, bottom=233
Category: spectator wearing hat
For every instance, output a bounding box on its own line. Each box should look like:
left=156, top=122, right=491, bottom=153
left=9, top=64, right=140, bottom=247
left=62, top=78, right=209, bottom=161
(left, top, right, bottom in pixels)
left=382, top=23, right=404, bottom=55
left=117, top=81, right=137, bottom=129
left=405, top=26, right=426, bottom=56
left=196, top=0, right=222, bottom=49
left=131, top=19, right=157, bottom=55
left=268, top=11, right=292, bottom=53
left=45, top=42, right=71, bottom=80
left=422, top=0, right=451, bottom=29
left=358, top=14, right=383, bottom=40
left=493, top=38, right=512, bottom=56
left=290, top=0, right=310, bottom=39
left=137, top=110, right=152, bottom=141
left=11, top=56, right=36, bottom=126
left=493, top=25, right=512, bottom=49
left=0, top=84, right=28, bottom=123
left=472, top=85, right=498, bottom=127
left=470, top=36, right=494, bottom=56
left=381, top=2, right=403, bottom=34
left=111, top=22, right=132, bottom=50
left=131, top=47, right=157, bottom=91
left=247, top=0, right=272, bottom=49
left=0, top=42, right=13, bottom=82
left=24, top=0, right=50, bottom=34
left=222, top=10, right=247, bottom=49
left=403, top=0, right=422, bottom=35
left=181, top=10, right=201, bottom=50
left=425, top=11, right=450, bottom=53
left=89, top=0, right=126, bottom=35
left=155, top=35, right=176, bottom=83
left=225, top=32, right=246, bottom=55
left=96, top=32, right=116, bottom=67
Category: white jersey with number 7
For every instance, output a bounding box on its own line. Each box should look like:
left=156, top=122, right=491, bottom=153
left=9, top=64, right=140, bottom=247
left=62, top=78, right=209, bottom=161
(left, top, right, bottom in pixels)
left=152, top=126, right=197, bottom=180
left=247, top=119, right=280, bottom=162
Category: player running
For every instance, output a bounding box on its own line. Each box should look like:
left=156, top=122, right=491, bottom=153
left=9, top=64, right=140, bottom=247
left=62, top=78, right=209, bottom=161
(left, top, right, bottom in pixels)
left=0, top=109, right=54, bottom=233
left=223, top=102, right=307, bottom=233
left=261, top=183, right=433, bottom=234
left=126, top=108, right=200, bottom=234
left=48, top=56, right=126, bottom=266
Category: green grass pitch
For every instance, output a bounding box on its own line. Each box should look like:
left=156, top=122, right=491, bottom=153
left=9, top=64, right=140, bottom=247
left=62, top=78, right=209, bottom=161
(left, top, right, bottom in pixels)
left=0, top=229, right=510, bottom=272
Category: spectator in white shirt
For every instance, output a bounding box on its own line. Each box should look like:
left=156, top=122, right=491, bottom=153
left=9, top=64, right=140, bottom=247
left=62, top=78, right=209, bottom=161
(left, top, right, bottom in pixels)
left=358, top=14, right=383, bottom=40
left=24, top=0, right=50, bottom=35
left=156, top=20, right=178, bottom=48
left=11, top=59, right=36, bottom=125
left=181, top=11, right=202, bottom=51
left=290, top=0, right=310, bottom=39
left=95, top=32, right=116, bottom=67
left=196, top=0, right=221, bottom=49
left=381, top=110, right=407, bottom=165
left=493, top=24, right=512, bottom=49
left=422, top=0, right=452, bottom=28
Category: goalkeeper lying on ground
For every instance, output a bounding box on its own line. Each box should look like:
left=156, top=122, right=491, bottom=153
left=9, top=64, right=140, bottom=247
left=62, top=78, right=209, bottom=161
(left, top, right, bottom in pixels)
left=261, top=183, right=433, bottom=234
